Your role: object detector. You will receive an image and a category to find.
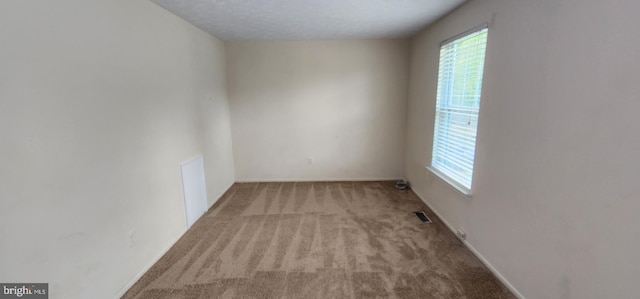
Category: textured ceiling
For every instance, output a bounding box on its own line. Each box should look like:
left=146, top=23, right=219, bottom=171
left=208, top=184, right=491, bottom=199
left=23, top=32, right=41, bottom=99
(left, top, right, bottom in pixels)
left=151, top=0, right=467, bottom=41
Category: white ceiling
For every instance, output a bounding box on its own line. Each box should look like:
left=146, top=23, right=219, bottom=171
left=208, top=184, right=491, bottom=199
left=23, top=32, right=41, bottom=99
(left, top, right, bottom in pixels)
left=151, top=0, right=467, bottom=41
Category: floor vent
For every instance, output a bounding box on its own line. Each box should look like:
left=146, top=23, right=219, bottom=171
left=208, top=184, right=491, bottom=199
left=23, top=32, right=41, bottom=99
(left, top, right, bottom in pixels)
left=414, top=211, right=432, bottom=223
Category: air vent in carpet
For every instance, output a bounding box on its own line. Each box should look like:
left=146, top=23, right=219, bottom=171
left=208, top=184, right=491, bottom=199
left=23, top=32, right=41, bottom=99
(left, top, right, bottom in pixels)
left=414, top=211, right=432, bottom=223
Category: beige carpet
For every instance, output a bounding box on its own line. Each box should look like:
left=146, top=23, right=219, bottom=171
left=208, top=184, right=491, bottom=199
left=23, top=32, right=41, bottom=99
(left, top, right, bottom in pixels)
left=123, top=181, right=515, bottom=298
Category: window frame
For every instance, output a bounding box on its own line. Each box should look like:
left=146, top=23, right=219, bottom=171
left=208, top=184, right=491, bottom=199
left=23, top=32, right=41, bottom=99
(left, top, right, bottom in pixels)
left=427, top=24, right=489, bottom=197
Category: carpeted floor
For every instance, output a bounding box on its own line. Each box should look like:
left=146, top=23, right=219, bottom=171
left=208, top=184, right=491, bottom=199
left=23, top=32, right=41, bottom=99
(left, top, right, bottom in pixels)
left=123, top=181, right=515, bottom=298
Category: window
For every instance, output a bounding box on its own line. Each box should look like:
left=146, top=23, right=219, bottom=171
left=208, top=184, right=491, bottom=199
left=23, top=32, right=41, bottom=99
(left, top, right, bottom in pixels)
left=429, top=25, right=488, bottom=195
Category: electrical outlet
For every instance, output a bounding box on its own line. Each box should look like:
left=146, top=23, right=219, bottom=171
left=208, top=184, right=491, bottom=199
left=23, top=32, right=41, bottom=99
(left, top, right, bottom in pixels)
left=456, top=229, right=466, bottom=241
left=308, top=157, right=314, bottom=165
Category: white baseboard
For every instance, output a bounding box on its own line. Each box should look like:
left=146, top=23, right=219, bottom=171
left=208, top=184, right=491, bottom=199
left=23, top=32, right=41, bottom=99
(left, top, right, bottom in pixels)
left=411, top=190, right=525, bottom=299
left=114, top=182, right=234, bottom=298
left=235, top=177, right=401, bottom=183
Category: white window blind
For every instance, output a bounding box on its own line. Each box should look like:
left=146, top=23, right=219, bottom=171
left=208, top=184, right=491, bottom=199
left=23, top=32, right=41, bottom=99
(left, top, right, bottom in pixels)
left=431, top=26, right=488, bottom=193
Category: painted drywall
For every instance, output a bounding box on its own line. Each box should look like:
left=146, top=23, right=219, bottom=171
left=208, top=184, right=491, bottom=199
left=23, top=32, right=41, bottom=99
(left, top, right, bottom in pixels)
left=405, top=0, right=640, bottom=298
left=227, top=40, right=409, bottom=181
left=191, top=24, right=236, bottom=206
left=0, top=1, right=234, bottom=298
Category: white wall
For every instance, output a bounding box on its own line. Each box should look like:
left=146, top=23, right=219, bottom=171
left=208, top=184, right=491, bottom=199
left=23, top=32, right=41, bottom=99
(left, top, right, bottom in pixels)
left=192, top=26, right=236, bottom=205
left=227, top=40, right=409, bottom=181
left=0, top=1, right=234, bottom=298
left=405, top=0, right=640, bottom=298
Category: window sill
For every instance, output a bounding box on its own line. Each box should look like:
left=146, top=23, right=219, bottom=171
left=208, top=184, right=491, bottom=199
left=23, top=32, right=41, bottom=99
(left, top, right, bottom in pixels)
left=426, top=166, right=473, bottom=198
